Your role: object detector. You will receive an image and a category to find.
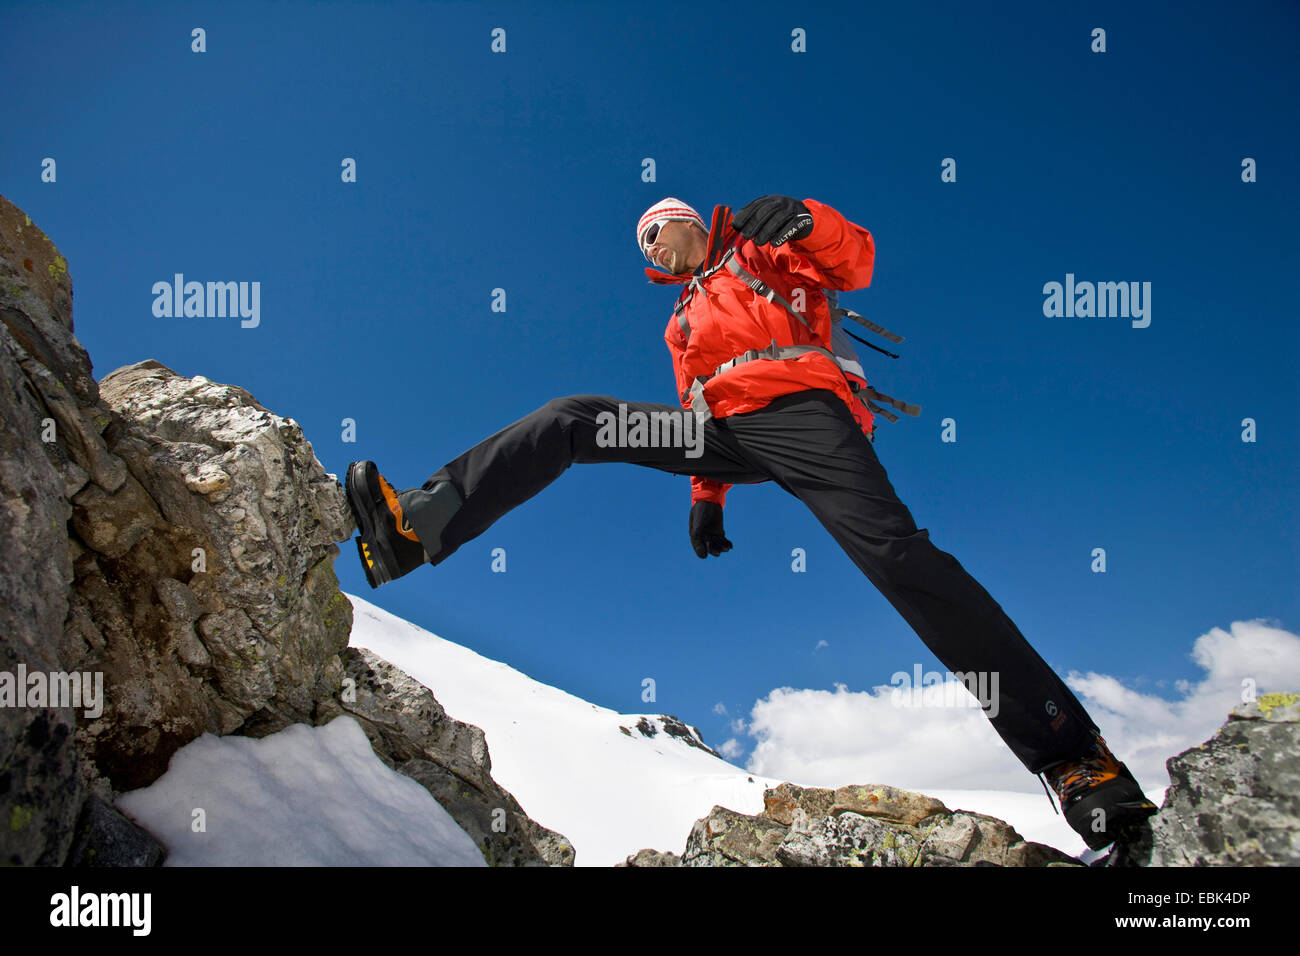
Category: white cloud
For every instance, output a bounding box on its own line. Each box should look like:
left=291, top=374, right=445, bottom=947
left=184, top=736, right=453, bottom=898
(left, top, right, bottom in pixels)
left=1063, top=618, right=1300, bottom=786
left=814, top=640, right=829, bottom=650
left=740, top=619, right=1300, bottom=796
left=712, top=701, right=727, bottom=716
left=718, top=738, right=744, bottom=760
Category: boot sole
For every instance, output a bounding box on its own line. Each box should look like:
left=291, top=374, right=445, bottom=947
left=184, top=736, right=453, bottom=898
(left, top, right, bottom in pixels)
left=345, top=461, right=402, bottom=589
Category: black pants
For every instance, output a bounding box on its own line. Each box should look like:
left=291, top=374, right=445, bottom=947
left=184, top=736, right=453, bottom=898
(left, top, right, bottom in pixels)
left=413, top=389, right=1100, bottom=773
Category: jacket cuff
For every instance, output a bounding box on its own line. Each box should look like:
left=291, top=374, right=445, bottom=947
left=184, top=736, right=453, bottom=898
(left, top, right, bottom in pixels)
left=796, top=198, right=838, bottom=254
left=691, top=479, right=729, bottom=508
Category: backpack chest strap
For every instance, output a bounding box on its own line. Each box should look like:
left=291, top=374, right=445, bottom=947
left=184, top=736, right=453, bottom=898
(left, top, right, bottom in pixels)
left=673, top=247, right=742, bottom=339
left=685, top=340, right=837, bottom=423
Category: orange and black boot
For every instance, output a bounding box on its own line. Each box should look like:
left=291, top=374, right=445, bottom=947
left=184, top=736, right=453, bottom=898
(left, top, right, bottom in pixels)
left=1039, top=732, right=1160, bottom=851
left=344, top=461, right=462, bottom=588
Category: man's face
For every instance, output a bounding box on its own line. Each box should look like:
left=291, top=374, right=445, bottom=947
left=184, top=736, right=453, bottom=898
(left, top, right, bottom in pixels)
left=645, top=220, right=706, bottom=275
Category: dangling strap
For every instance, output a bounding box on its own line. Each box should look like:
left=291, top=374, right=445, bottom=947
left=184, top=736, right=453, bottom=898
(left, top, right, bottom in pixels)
left=841, top=325, right=900, bottom=360
left=860, top=385, right=921, bottom=418
left=834, top=307, right=904, bottom=344
left=1038, top=773, right=1061, bottom=815
left=864, top=399, right=898, bottom=424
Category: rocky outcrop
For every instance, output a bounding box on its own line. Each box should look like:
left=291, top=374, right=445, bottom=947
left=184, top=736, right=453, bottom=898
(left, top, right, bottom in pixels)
left=63, top=359, right=354, bottom=794
left=622, top=782, right=1079, bottom=867
left=2, top=193, right=351, bottom=859
left=627, top=695, right=1300, bottom=867
left=619, top=848, right=682, bottom=867
left=0, top=195, right=570, bottom=866
left=1118, top=693, right=1300, bottom=867
left=329, top=648, right=574, bottom=866
left=2, top=196, right=106, bottom=863
left=622, top=715, right=720, bottom=758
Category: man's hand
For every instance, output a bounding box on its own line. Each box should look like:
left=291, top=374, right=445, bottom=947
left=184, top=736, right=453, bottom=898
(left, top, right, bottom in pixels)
left=689, top=501, right=733, bottom=559
left=732, top=195, right=814, bottom=247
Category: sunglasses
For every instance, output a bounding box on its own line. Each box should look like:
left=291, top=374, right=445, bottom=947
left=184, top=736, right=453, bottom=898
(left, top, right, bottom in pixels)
left=642, top=220, right=668, bottom=253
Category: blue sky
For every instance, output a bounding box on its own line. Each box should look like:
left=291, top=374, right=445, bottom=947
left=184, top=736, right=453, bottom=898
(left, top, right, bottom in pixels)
left=4, top=0, right=1297, bottom=775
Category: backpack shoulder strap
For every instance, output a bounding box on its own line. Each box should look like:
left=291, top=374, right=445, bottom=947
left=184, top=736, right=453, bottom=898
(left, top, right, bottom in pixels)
left=673, top=206, right=740, bottom=342
left=724, top=253, right=817, bottom=339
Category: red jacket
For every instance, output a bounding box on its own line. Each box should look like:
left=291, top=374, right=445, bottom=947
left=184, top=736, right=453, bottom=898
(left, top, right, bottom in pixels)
left=649, top=198, right=876, bottom=507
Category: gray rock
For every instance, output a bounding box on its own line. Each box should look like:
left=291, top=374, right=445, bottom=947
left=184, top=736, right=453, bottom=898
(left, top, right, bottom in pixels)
left=0, top=710, right=83, bottom=865
left=765, top=781, right=949, bottom=828
left=69, top=472, right=160, bottom=559
left=1123, top=692, right=1300, bottom=866
left=333, top=647, right=575, bottom=866
left=631, top=714, right=721, bottom=758
left=65, top=796, right=166, bottom=867
left=680, top=805, right=789, bottom=866
left=657, top=715, right=721, bottom=758
left=0, top=199, right=95, bottom=401
left=635, top=783, right=1080, bottom=867
left=0, top=196, right=87, bottom=865
left=75, top=360, right=357, bottom=778
left=618, top=849, right=682, bottom=867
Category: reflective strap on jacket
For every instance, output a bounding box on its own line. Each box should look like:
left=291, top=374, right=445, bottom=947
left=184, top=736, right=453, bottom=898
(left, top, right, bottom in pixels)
left=716, top=339, right=836, bottom=376
left=688, top=339, right=838, bottom=424
left=688, top=376, right=712, bottom=424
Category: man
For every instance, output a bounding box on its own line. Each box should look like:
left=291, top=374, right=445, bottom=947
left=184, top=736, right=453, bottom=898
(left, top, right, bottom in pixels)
left=344, top=194, right=1158, bottom=854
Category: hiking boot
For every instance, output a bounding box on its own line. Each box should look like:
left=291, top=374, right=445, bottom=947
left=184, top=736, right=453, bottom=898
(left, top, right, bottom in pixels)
left=1041, top=732, right=1159, bottom=851
left=344, top=461, right=462, bottom=588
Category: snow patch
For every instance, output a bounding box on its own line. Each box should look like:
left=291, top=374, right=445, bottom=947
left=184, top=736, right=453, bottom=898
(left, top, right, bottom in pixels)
left=117, top=715, right=486, bottom=866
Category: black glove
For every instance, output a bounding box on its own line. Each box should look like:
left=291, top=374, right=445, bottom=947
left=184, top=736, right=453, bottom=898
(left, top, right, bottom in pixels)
left=732, top=195, right=814, bottom=247
left=689, top=501, right=733, bottom=559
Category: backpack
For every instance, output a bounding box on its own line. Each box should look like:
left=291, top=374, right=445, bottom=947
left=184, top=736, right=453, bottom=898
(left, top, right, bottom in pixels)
left=679, top=246, right=921, bottom=440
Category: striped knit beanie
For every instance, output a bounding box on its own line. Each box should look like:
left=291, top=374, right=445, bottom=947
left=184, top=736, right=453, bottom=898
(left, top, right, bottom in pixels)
left=636, top=198, right=707, bottom=262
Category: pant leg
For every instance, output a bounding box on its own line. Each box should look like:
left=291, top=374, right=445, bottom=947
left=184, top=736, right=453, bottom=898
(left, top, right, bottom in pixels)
left=726, top=389, right=1100, bottom=773
left=415, top=394, right=767, bottom=565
